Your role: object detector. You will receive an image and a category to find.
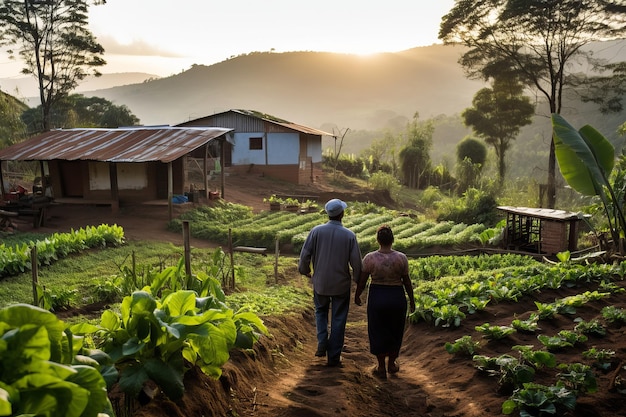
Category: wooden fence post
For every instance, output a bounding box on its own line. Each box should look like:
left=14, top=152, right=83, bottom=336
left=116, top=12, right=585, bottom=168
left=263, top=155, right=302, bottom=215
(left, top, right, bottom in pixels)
left=183, top=220, right=191, bottom=277
left=31, top=246, right=38, bottom=306
left=274, top=236, right=279, bottom=284
left=228, top=228, right=235, bottom=290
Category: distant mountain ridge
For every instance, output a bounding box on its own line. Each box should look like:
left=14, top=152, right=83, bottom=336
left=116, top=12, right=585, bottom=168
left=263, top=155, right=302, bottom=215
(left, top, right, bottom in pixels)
left=0, top=72, right=160, bottom=107
left=2, top=40, right=625, bottom=133
left=81, top=44, right=487, bottom=130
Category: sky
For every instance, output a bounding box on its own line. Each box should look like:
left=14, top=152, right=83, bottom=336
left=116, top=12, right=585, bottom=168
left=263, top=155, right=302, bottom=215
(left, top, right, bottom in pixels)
left=0, top=0, right=456, bottom=78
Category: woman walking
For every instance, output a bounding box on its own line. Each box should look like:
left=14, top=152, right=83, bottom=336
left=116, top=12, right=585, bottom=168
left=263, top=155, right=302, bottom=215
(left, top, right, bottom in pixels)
left=354, top=225, right=415, bottom=379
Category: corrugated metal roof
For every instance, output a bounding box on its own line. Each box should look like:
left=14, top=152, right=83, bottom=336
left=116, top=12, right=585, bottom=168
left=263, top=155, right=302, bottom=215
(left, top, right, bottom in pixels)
left=497, top=206, right=584, bottom=221
left=182, top=109, right=335, bottom=136
left=0, top=127, right=233, bottom=163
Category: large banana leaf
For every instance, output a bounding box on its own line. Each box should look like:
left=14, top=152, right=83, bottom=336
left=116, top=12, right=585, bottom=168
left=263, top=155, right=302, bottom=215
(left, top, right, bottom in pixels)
left=551, top=113, right=614, bottom=196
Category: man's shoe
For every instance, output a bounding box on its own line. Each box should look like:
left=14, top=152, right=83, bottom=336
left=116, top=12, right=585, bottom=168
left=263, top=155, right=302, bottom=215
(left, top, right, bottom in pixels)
left=315, top=346, right=326, bottom=357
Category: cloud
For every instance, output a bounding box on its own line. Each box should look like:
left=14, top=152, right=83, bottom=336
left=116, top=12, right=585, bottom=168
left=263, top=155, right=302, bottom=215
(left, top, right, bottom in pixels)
left=97, top=35, right=184, bottom=58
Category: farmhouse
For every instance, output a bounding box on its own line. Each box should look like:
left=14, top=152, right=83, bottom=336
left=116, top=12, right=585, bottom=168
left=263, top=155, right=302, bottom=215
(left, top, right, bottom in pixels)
left=0, top=126, right=232, bottom=218
left=177, top=109, right=334, bottom=185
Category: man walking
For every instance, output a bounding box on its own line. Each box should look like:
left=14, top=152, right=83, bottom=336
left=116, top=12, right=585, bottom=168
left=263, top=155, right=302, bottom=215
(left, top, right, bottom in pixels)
left=298, top=198, right=362, bottom=366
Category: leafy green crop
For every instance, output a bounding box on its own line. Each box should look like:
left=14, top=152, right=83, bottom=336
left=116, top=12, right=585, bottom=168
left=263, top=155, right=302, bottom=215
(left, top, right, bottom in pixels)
left=475, top=323, right=517, bottom=340
left=0, top=304, right=114, bottom=417
left=71, top=288, right=268, bottom=402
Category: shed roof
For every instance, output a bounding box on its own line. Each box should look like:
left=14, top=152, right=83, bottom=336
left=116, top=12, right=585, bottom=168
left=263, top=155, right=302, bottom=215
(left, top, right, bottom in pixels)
left=182, top=109, right=334, bottom=137
left=0, top=127, right=233, bottom=163
left=497, top=206, right=584, bottom=222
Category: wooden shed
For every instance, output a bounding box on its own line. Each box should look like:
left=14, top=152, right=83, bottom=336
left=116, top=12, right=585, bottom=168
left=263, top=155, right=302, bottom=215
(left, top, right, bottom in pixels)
left=497, top=206, right=585, bottom=255
left=0, top=126, right=233, bottom=218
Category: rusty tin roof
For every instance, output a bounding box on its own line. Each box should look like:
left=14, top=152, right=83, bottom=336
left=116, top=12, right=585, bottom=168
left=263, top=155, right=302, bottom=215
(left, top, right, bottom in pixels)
left=0, top=127, right=233, bottom=163
left=497, top=206, right=584, bottom=222
left=181, top=109, right=335, bottom=137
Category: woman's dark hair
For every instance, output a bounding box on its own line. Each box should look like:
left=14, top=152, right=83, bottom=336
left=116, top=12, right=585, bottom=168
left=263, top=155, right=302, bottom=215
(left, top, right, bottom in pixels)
left=376, top=225, right=394, bottom=246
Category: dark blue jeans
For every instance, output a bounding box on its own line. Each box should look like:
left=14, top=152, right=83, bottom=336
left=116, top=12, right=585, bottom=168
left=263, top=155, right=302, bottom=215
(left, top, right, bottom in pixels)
left=314, top=290, right=350, bottom=364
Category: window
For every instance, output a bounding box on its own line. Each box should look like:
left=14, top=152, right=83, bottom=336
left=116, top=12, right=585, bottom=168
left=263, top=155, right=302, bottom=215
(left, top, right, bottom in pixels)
left=249, top=137, right=263, bottom=150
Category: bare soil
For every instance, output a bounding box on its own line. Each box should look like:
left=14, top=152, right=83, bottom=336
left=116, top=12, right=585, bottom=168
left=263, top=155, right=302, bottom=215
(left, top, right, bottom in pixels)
left=11, top=171, right=626, bottom=417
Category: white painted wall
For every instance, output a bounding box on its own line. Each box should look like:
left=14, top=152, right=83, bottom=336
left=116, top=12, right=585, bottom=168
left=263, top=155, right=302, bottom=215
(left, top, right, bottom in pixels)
left=88, top=161, right=147, bottom=191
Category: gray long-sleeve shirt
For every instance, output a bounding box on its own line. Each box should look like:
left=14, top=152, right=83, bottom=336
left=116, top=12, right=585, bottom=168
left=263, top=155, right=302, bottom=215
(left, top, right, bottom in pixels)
left=298, top=220, right=362, bottom=296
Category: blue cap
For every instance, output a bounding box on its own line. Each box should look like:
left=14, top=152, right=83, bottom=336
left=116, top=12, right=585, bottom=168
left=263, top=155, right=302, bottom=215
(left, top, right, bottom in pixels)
left=324, top=198, right=347, bottom=217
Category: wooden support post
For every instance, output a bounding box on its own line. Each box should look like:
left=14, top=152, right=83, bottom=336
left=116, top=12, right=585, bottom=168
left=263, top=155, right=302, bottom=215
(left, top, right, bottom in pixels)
left=220, top=138, right=226, bottom=199
left=0, top=161, right=5, bottom=201
left=109, top=162, right=119, bottom=213
left=168, top=162, right=173, bottom=221
left=204, top=145, right=209, bottom=200
left=274, top=236, right=279, bottom=284
left=183, top=220, right=191, bottom=278
left=31, top=246, right=38, bottom=307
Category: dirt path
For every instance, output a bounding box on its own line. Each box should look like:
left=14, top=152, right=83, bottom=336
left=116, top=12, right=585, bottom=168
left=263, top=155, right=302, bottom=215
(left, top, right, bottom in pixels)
left=244, top=300, right=429, bottom=417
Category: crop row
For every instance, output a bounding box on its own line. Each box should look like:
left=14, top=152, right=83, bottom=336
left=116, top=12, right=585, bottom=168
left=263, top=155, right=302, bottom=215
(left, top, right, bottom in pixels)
left=0, top=224, right=125, bottom=278
left=170, top=203, right=488, bottom=253
left=408, top=255, right=626, bottom=415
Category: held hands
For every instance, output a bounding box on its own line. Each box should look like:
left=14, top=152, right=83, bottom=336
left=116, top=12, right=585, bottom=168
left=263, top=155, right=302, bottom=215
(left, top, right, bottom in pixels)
left=409, top=300, right=416, bottom=313
left=354, top=294, right=363, bottom=306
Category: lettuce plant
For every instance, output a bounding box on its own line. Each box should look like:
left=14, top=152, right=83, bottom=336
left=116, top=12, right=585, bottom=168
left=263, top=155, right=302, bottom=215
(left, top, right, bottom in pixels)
left=0, top=304, right=114, bottom=417
left=475, top=323, right=516, bottom=340
left=72, top=287, right=268, bottom=402
left=502, top=382, right=576, bottom=416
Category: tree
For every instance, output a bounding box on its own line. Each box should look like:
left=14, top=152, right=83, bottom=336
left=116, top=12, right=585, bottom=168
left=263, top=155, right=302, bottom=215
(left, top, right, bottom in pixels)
left=456, top=137, right=487, bottom=166
left=21, top=94, right=140, bottom=131
left=462, top=77, right=534, bottom=183
left=399, top=113, right=434, bottom=189
left=455, top=137, right=487, bottom=194
left=0, top=0, right=106, bottom=132
left=440, top=0, right=626, bottom=208
left=0, top=91, right=28, bottom=147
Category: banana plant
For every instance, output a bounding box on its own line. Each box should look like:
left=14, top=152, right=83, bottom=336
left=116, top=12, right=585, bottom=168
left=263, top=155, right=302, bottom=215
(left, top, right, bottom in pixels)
left=551, top=113, right=626, bottom=254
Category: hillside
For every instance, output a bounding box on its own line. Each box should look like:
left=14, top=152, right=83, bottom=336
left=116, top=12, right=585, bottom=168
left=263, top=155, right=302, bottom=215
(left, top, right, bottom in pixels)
left=0, top=72, right=160, bottom=106
left=80, top=44, right=486, bottom=129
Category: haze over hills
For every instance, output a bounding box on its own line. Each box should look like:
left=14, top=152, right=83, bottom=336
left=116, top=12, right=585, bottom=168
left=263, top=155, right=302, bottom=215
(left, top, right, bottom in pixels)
left=79, top=44, right=488, bottom=130
left=1, top=41, right=624, bottom=182
left=0, top=72, right=160, bottom=106
left=3, top=41, right=624, bottom=134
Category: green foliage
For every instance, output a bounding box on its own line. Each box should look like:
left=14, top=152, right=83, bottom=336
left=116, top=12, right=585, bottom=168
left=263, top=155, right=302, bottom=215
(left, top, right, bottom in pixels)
left=0, top=304, right=114, bottom=417
left=601, top=305, right=626, bottom=324
left=170, top=203, right=488, bottom=254
left=0, top=224, right=125, bottom=279
left=444, top=335, right=480, bottom=356
left=462, top=78, right=535, bottom=182
left=22, top=94, right=140, bottom=131
left=435, top=188, right=500, bottom=226
left=368, top=171, right=401, bottom=200
left=573, top=318, right=606, bottom=337
left=582, top=347, right=615, bottom=371
left=537, top=331, right=587, bottom=352
left=473, top=354, right=535, bottom=388
left=556, top=363, right=597, bottom=394
left=457, top=137, right=487, bottom=165
left=511, top=314, right=540, bottom=334
left=71, top=288, right=268, bottom=402
left=512, top=345, right=556, bottom=370
left=475, top=323, right=516, bottom=340
left=0, top=0, right=107, bottom=131
left=502, top=383, right=577, bottom=416
left=552, top=114, right=626, bottom=253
